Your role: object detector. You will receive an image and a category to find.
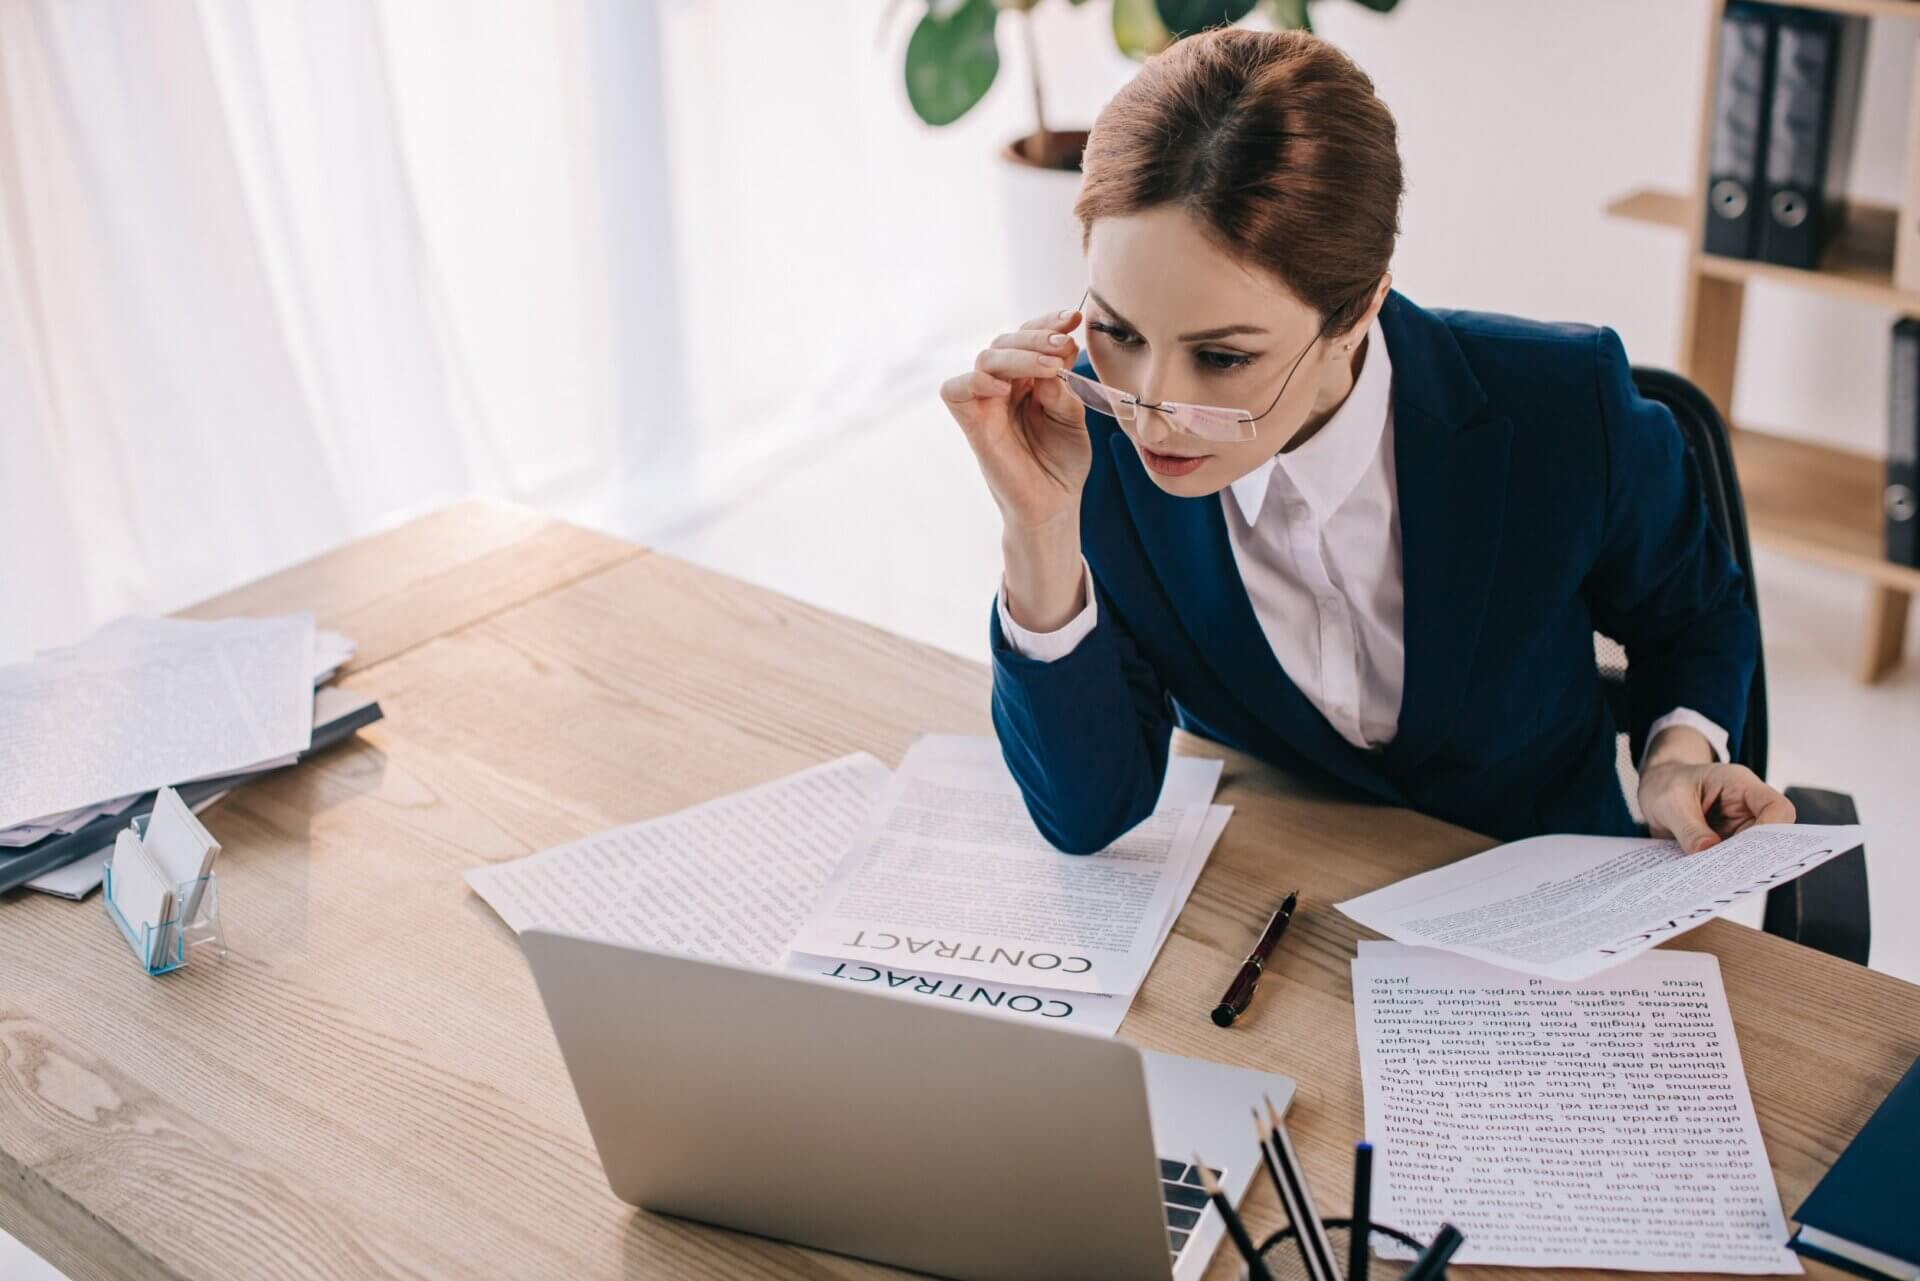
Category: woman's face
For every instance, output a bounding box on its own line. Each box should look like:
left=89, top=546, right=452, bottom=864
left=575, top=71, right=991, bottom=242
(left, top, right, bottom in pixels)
left=1083, top=205, right=1384, bottom=497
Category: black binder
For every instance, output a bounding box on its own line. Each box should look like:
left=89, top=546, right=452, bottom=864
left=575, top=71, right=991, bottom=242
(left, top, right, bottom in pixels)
left=1758, top=8, right=1868, bottom=270
left=1892, top=320, right=1920, bottom=568
left=1704, top=3, right=1776, bottom=259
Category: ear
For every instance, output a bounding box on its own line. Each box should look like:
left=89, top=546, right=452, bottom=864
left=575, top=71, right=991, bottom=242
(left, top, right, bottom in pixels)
left=1334, top=273, right=1392, bottom=351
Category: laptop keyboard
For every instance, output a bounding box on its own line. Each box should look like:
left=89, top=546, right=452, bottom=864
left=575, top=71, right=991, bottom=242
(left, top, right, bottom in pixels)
left=1158, top=1157, right=1221, bottom=1263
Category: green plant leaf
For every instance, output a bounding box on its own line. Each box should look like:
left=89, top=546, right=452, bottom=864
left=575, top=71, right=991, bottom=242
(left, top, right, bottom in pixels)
left=1263, top=0, right=1311, bottom=30
left=905, top=0, right=1001, bottom=126
left=1113, top=0, right=1174, bottom=59
left=1153, top=0, right=1258, bottom=37
left=992, top=0, right=1042, bottom=10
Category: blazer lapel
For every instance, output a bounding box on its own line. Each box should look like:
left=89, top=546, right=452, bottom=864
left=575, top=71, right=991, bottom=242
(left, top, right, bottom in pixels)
left=1377, top=293, right=1514, bottom=774
left=1107, top=431, right=1406, bottom=804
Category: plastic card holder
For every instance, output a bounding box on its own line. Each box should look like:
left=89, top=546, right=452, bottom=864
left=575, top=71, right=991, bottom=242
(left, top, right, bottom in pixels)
left=103, top=863, right=226, bottom=977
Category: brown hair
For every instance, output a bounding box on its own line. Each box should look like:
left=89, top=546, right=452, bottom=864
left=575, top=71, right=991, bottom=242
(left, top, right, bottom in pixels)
left=1074, top=28, right=1403, bottom=337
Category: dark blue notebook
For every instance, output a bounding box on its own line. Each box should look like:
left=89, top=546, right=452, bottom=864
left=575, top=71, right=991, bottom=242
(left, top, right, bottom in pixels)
left=1790, top=1055, right=1920, bottom=1280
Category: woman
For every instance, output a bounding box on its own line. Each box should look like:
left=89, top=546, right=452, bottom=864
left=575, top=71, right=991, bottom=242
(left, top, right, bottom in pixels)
left=940, top=28, right=1794, bottom=854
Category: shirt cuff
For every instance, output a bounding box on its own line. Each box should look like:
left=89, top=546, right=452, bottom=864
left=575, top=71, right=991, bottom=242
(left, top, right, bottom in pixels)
left=1640, top=707, right=1731, bottom=772
left=996, top=559, right=1098, bottom=662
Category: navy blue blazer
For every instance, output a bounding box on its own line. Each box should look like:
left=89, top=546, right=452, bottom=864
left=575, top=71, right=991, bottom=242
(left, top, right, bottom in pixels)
left=989, top=291, right=1758, bottom=852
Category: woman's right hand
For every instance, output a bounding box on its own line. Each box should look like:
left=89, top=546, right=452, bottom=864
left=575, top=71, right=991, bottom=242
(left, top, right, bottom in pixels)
left=939, top=308, right=1092, bottom=533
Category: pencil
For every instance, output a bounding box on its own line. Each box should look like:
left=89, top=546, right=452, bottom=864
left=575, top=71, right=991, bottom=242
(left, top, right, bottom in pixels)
left=1196, top=1154, right=1274, bottom=1281
left=1266, top=1096, right=1343, bottom=1281
left=1348, top=1141, right=1372, bottom=1281
left=1401, top=1222, right=1463, bottom=1281
left=1253, top=1111, right=1323, bottom=1281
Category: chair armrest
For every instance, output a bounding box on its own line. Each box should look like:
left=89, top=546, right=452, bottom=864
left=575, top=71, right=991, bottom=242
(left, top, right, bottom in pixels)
left=1761, top=787, right=1870, bottom=965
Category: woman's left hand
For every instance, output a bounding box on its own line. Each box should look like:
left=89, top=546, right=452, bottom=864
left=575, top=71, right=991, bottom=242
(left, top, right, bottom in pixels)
left=1638, top=736, right=1796, bottom=854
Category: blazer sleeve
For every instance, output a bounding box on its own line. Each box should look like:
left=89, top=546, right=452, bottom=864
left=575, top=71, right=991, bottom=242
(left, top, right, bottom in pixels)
left=988, top=574, right=1173, bottom=855
left=1581, top=328, right=1759, bottom=764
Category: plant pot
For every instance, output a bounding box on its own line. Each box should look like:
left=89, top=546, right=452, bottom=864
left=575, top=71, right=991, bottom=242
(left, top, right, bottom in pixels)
left=997, top=129, right=1091, bottom=322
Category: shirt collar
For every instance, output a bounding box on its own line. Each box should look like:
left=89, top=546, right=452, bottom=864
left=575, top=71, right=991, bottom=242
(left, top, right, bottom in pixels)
left=1227, top=317, right=1394, bottom=525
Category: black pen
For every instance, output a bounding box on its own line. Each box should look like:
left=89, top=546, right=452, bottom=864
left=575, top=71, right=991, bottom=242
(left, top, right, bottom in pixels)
left=1212, top=890, right=1299, bottom=1027
left=1401, top=1223, right=1463, bottom=1281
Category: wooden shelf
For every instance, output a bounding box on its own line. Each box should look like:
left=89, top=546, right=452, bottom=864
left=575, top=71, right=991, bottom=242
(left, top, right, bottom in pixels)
left=1604, top=188, right=1920, bottom=592
left=1731, top=428, right=1920, bottom=591
left=1605, top=186, right=1920, bottom=316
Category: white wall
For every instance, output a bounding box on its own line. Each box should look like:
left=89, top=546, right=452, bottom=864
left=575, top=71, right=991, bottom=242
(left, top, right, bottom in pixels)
left=1018, top=0, right=1915, bottom=459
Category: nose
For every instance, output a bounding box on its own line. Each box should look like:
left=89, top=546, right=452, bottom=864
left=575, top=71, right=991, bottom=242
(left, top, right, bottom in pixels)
left=1131, top=364, right=1177, bottom=446
left=1132, top=403, right=1176, bottom=447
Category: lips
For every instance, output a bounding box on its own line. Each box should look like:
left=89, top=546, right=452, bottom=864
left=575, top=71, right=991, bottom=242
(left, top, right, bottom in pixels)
left=1139, top=444, right=1209, bottom=477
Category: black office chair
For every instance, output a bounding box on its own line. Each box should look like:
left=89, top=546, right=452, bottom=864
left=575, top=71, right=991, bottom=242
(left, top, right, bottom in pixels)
left=1593, top=367, right=1871, bottom=965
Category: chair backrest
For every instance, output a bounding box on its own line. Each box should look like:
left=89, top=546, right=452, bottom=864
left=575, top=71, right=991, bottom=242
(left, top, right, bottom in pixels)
left=1597, top=368, right=1769, bottom=805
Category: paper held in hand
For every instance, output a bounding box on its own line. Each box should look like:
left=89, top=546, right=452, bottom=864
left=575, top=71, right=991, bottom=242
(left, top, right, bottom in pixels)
left=784, top=735, right=1224, bottom=996
left=1336, top=823, right=1867, bottom=981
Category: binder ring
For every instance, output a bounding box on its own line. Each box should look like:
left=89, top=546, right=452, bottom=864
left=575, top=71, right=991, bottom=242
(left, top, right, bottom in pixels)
left=1770, top=190, right=1809, bottom=228
left=1889, top=483, right=1917, bottom=522
left=1710, top=178, right=1748, bottom=221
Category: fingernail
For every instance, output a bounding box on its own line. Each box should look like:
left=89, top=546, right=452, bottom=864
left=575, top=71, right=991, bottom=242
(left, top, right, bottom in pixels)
left=1057, top=309, right=1074, bottom=320
left=1047, top=334, right=1069, bottom=347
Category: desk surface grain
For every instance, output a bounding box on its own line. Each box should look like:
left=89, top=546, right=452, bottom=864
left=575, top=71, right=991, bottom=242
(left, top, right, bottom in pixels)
left=2, top=504, right=1914, bottom=1281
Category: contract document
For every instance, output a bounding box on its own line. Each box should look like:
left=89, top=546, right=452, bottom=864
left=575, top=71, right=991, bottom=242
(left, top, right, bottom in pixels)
left=1352, top=942, right=1800, bottom=1274
left=464, top=747, right=1232, bottom=1037
left=1336, top=824, right=1866, bottom=980
left=785, top=735, right=1224, bottom=995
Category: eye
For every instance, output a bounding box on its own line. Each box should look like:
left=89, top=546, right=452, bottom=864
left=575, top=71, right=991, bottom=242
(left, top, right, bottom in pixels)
left=1197, top=349, right=1256, bottom=372
left=1088, top=321, right=1142, bottom=348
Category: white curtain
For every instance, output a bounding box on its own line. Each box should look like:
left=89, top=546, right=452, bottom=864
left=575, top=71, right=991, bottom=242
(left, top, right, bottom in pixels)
left=0, top=0, right=1127, bottom=660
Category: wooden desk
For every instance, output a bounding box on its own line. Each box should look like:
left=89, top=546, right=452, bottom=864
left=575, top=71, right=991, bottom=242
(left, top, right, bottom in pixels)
left=3, top=501, right=1914, bottom=1281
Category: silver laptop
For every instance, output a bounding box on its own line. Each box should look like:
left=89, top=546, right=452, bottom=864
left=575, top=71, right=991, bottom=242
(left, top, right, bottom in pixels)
left=520, top=928, right=1296, bottom=1281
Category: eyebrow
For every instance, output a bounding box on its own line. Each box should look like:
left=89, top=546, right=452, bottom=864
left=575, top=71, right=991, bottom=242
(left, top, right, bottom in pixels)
left=1088, top=290, right=1269, bottom=343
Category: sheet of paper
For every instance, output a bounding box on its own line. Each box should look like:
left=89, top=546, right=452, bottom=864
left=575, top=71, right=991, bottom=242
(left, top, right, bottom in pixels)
left=786, top=735, right=1223, bottom=995
left=784, top=805, right=1232, bottom=1038
left=1336, top=824, right=1866, bottom=980
left=0, top=614, right=316, bottom=831
left=466, top=754, right=893, bottom=966
left=1351, top=942, right=1800, bottom=1274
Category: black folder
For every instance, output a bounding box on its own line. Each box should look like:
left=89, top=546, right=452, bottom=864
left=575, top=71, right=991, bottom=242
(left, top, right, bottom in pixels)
left=1757, top=8, right=1867, bottom=270
left=1704, top=3, right=1777, bottom=259
left=1892, top=320, right=1920, bottom=568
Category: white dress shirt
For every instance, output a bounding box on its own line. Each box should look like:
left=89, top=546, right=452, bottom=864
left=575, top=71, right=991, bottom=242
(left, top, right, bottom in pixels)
left=997, top=320, right=1728, bottom=767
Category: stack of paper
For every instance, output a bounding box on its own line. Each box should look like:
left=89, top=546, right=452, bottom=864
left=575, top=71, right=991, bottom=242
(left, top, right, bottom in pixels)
left=0, top=614, right=355, bottom=896
left=1351, top=941, right=1801, bottom=1274
left=466, top=736, right=1230, bottom=1038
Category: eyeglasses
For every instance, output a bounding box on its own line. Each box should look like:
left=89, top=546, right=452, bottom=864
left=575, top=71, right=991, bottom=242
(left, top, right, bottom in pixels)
left=1055, top=290, right=1342, bottom=443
